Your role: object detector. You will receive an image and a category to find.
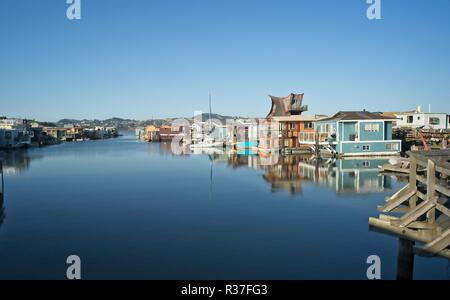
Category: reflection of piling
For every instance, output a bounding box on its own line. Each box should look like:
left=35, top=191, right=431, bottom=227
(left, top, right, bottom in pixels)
left=397, top=238, right=415, bottom=280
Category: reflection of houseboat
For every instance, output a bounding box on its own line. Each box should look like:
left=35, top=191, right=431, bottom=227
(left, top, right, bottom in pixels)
left=0, top=149, right=36, bottom=176
left=296, top=158, right=394, bottom=194
left=260, top=154, right=394, bottom=196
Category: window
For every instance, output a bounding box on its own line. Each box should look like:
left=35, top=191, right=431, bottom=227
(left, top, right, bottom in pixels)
left=364, top=123, right=380, bottom=132
left=362, top=161, right=370, bottom=168
left=304, top=121, right=313, bottom=129
left=386, top=143, right=399, bottom=151
left=407, top=116, right=413, bottom=124
left=290, top=122, right=296, bottom=130
left=363, top=145, right=370, bottom=151
left=429, top=117, right=440, bottom=125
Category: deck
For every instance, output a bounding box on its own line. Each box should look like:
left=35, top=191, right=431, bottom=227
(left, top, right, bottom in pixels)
left=369, top=149, right=450, bottom=260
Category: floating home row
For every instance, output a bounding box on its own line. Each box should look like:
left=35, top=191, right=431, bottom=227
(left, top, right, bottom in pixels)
left=0, top=118, right=119, bottom=150
left=137, top=93, right=449, bottom=157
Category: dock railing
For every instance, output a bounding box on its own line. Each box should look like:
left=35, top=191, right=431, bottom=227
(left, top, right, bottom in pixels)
left=369, top=149, right=450, bottom=259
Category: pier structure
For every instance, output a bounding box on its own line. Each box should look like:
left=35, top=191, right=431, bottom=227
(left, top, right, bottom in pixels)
left=369, top=149, right=450, bottom=260
left=0, top=160, right=3, bottom=201
left=0, top=160, right=4, bottom=226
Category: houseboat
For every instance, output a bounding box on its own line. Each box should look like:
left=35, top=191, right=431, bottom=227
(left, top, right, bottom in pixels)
left=0, top=128, right=31, bottom=149
left=159, top=125, right=183, bottom=142
left=387, top=106, right=448, bottom=130
left=144, top=125, right=160, bottom=142
left=310, top=111, right=402, bottom=157
left=260, top=93, right=325, bottom=154
left=135, top=127, right=145, bottom=140
left=0, top=119, right=32, bottom=149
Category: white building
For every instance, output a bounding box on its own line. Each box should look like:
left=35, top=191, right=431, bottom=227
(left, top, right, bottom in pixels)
left=393, top=106, right=448, bottom=130
left=0, top=118, right=27, bottom=130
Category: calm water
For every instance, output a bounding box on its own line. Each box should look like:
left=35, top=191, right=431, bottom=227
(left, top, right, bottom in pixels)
left=0, top=135, right=449, bottom=280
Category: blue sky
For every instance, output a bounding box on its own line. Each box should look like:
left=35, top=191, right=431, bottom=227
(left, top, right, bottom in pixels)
left=0, top=0, right=449, bottom=121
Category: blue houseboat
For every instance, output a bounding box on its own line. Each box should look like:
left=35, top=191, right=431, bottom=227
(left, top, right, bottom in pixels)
left=312, top=111, right=401, bottom=157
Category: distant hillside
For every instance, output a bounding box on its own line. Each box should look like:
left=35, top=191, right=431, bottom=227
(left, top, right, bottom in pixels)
left=55, top=114, right=249, bottom=129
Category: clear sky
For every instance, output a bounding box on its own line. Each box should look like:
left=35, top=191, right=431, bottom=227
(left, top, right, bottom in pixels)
left=0, top=0, right=449, bottom=122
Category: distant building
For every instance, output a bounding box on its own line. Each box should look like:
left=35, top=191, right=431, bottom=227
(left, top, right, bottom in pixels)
left=159, top=125, right=183, bottom=142
left=43, top=127, right=67, bottom=141
left=0, top=118, right=27, bottom=130
left=0, top=119, right=31, bottom=149
left=0, top=128, right=31, bottom=149
left=386, top=106, right=448, bottom=130
left=135, top=127, right=145, bottom=140
left=144, top=125, right=160, bottom=142
left=312, top=111, right=401, bottom=157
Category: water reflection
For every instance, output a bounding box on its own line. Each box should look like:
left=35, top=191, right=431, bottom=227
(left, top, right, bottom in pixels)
left=1, top=138, right=447, bottom=279
left=174, top=145, right=396, bottom=196
left=0, top=150, right=38, bottom=176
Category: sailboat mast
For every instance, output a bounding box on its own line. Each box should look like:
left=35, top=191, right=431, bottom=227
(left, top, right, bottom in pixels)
left=209, top=93, right=212, bottom=128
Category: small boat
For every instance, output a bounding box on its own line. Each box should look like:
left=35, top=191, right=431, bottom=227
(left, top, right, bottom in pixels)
left=190, top=137, right=224, bottom=149
left=378, top=157, right=410, bottom=174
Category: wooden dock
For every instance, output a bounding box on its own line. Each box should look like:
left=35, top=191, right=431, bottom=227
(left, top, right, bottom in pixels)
left=369, top=149, right=450, bottom=260
left=0, top=160, right=3, bottom=201
left=0, top=160, right=4, bottom=226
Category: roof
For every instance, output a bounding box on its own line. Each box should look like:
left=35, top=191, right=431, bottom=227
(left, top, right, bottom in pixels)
left=269, top=115, right=327, bottom=122
left=319, top=111, right=398, bottom=122
left=266, top=93, right=308, bottom=117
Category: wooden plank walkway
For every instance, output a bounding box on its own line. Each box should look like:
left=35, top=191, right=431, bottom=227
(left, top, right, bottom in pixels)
left=369, top=149, right=450, bottom=260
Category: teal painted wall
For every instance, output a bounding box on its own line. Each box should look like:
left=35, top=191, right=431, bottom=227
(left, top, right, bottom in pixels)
left=359, top=122, right=384, bottom=141
left=341, top=122, right=357, bottom=141
left=385, top=121, right=393, bottom=140
left=340, top=141, right=401, bottom=154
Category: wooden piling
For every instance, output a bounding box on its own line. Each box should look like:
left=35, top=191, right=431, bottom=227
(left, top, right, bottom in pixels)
left=396, top=238, right=415, bottom=280
left=369, top=149, right=450, bottom=260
